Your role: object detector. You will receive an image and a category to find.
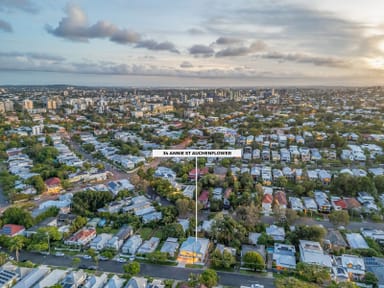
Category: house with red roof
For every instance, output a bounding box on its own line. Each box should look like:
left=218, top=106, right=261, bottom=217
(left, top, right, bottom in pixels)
left=44, top=177, right=62, bottom=194
left=1, top=224, right=25, bottom=237
left=188, top=167, right=209, bottom=180
left=198, top=190, right=209, bottom=209
left=273, top=190, right=288, bottom=210
left=64, top=228, right=97, bottom=246
left=262, top=193, right=273, bottom=214
left=331, top=198, right=347, bottom=211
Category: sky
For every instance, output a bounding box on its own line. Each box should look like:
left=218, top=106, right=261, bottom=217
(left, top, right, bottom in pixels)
left=1, top=0, right=384, bottom=87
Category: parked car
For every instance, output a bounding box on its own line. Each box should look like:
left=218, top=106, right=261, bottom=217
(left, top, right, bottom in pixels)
left=116, top=257, right=127, bottom=263
left=83, top=255, right=92, bottom=260
left=98, top=255, right=109, bottom=261
left=55, top=252, right=65, bottom=257
left=87, top=265, right=98, bottom=270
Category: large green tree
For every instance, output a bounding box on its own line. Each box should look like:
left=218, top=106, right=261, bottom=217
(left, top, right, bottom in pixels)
left=243, top=251, right=265, bottom=271
left=9, top=235, right=26, bottom=262
left=329, top=210, right=350, bottom=227
left=199, top=269, right=218, bottom=288
left=1, top=207, right=34, bottom=228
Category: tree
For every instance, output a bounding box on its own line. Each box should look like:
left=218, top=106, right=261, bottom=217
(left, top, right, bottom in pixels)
left=296, top=263, right=331, bottom=284
left=363, top=271, right=378, bottom=288
left=0, top=252, right=8, bottom=266
left=329, top=210, right=350, bottom=227
left=123, top=261, right=140, bottom=277
left=288, top=225, right=326, bottom=247
left=243, top=251, right=265, bottom=271
left=211, top=249, right=236, bottom=269
left=199, top=269, right=218, bottom=288
left=26, top=175, right=46, bottom=194
left=374, top=175, right=384, bottom=194
left=285, top=209, right=299, bottom=225
left=148, top=251, right=168, bottom=263
left=1, top=207, right=34, bottom=228
left=275, top=277, right=319, bottom=288
left=176, top=198, right=190, bottom=217
left=162, top=223, right=185, bottom=239
left=9, top=235, right=26, bottom=261
left=235, top=203, right=259, bottom=230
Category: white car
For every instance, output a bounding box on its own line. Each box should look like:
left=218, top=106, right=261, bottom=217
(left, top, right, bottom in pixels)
left=83, top=255, right=92, bottom=260
left=55, top=252, right=65, bottom=257
left=116, top=257, right=127, bottom=263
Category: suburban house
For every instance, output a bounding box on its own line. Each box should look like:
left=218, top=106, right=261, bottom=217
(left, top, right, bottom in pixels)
left=1, top=224, right=25, bottom=237
left=262, top=193, right=273, bottom=215
left=137, top=237, right=160, bottom=254
left=337, top=254, right=366, bottom=281
left=121, top=235, right=142, bottom=255
left=64, top=228, right=97, bottom=246
left=160, top=238, right=180, bottom=257
left=299, top=240, right=332, bottom=268
left=178, top=237, right=210, bottom=264
left=44, top=177, right=62, bottom=194
left=273, top=243, right=296, bottom=270
left=90, top=233, right=113, bottom=251
left=266, top=225, right=285, bottom=241
left=273, top=190, right=287, bottom=210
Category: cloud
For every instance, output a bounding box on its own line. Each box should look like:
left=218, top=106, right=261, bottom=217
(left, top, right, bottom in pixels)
left=180, top=61, right=193, bottom=68
left=359, top=35, right=384, bottom=57
left=0, top=51, right=65, bottom=61
left=187, top=28, right=205, bottom=35
left=0, top=0, right=38, bottom=14
left=0, top=19, right=12, bottom=32
left=47, top=4, right=178, bottom=53
left=189, top=44, right=215, bottom=57
left=136, top=40, right=179, bottom=53
left=215, top=36, right=242, bottom=45
left=203, top=2, right=365, bottom=56
left=216, top=40, right=267, bottom=57
left=260, top=51, right=349, bottom=68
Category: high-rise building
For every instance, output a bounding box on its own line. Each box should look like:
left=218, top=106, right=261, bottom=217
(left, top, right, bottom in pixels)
left=4, top=100, right=14, bottom=112
left=47, top=99, right=57, bottom=110
left=0, top=101, right=5, bottom=113
left=23, top=99, right=33, bottom=110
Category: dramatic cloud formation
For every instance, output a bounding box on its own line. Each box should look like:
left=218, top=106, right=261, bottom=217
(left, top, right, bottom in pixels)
left=260, top=51, right=350, bottom=68
left=46, top=4, right=178, bottom=53
left=216, top=41, right=267, bottom=57
left=189, top=44, right=215, bottom=57
left=204, top=2, right=364, bottom=56
left=0, top=19, right=12, bottom=32
left=0, top=0, right=38, bottom=14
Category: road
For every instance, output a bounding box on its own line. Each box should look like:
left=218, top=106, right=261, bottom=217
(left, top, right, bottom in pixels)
left=18, top=251, right=274, bottom=288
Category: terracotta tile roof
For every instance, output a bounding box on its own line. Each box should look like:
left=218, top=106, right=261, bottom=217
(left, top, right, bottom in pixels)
left=262, top=194, right=273, bottom=204
left=45, top=177, right=61, bottom=187
left=1, top=224, right=25, bottom=236
left=274, top=191, right=287, bottom=206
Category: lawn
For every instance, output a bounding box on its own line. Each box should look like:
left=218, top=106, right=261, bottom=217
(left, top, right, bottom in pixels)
left=152, top=229, right=163, bottom=240
left=139, top=227, right=153, bottom=240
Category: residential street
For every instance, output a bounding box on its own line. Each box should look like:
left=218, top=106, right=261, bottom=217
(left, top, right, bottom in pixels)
left=18, top=251, right=275, bottom=288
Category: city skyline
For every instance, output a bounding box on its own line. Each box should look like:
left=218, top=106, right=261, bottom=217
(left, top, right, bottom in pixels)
left=1, top=0, right=384, bottom=87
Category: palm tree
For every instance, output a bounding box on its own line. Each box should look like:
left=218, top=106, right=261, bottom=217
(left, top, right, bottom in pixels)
left=9, top=235, right=25, bottom=262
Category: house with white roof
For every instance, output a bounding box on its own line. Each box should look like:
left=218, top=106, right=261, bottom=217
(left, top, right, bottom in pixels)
left=299, top=240, right=332, bottom=268
left=273, top=243, right=296, bottom=270
left=178, top=237, right=210, bottom=264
